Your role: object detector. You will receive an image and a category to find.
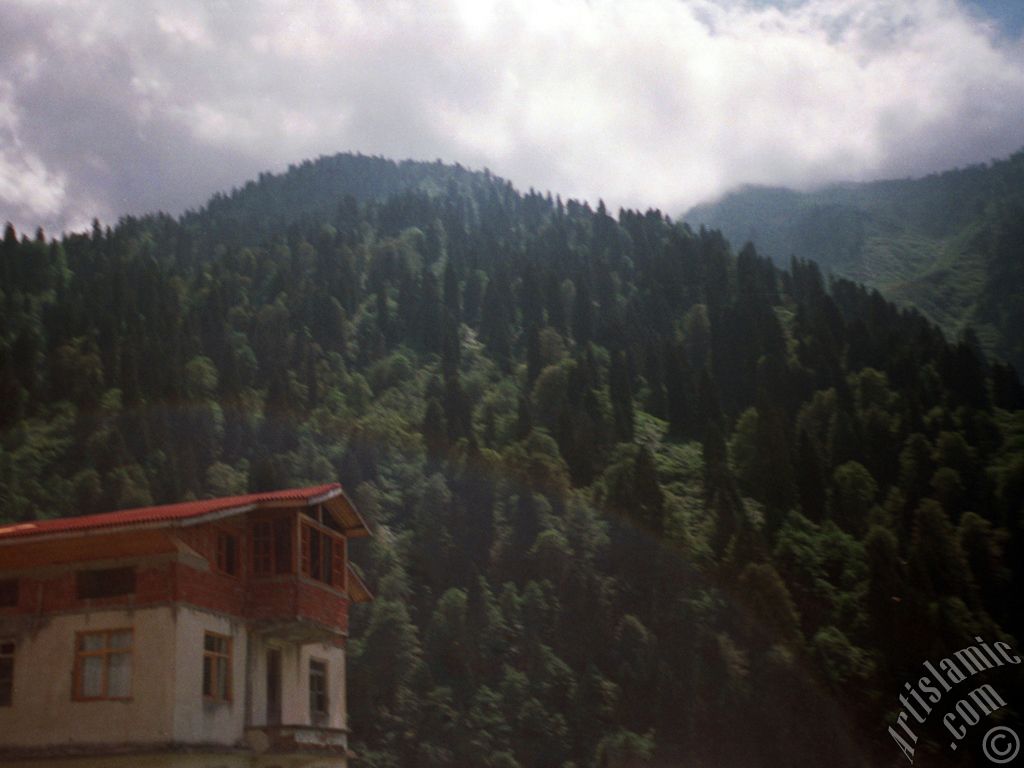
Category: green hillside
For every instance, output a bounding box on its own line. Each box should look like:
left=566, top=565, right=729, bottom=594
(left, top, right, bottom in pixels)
left=2, top=153, right=1023, bottom=767
left=684, top=150, right=1024, bottom=371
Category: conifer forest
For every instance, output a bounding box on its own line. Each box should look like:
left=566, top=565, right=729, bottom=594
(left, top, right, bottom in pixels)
left=2, top=153, right=1023, bottom=767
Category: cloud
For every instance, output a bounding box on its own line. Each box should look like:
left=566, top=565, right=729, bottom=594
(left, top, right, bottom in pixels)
left=0, top=79, right=67, bottom=228
left=0, top=0, right=1023, bottom=234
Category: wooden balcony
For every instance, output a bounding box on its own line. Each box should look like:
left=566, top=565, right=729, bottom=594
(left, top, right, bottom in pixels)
left=246, top=576, right=350, bottom=642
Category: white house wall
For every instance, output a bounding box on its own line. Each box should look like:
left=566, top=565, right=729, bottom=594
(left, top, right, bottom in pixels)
left=0, top=606, right=177, bottom=748
left=171, top=606, right=249, bottom=745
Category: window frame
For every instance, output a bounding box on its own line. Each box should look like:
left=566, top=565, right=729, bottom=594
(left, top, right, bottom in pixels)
left=0, top=579, right=18, bottom=608
left=215, top=529, right=240, bottom=577
left=72, top=628, right=134, bottom=702
left=309, top=657, right=329, bottom=719
left=251, top=517, right=294, bottom=576
left=0, top=639, right=14, bottom=707
left=299, top=516, right=346, bottom=589
left=75, top=567, right=136, bottom=600
left=202, top=631, right=233, bottom=704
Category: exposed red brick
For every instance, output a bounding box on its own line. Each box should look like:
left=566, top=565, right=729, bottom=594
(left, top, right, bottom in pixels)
left=1, top=515, right=350, bottom=636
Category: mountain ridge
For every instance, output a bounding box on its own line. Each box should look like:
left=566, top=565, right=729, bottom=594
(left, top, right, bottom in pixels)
left=684, top=148, right=1024, bottom=370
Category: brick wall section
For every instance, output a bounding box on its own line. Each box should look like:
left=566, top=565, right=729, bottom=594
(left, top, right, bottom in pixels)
left=138, top=566, right=175, bottom=603
left=246, top=578, right=298, bottom=621
left=295, top=580, right=349, bottom=634
left=171, top=562, right=247, bottom=616
left=244, top=578, right=348, bottom=634
left=0, top=519, right=349, bottom=635
left=1, top=566, right=174, bottom=615
left=2, top=524, right=350, bottom=638
left=0, top=575, right=44, bottom=615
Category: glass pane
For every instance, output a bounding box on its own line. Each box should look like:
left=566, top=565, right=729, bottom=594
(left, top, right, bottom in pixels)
left=80, top=655, right=103, bottom=697
left=322, top=537, right=333, bottom=586
left=80, top=633, right=105, bottom=651
left=309, top=529, right=322, bottom=579
left=217, top=657, right=230, bottom=700
left=0, top=579, right=17, bottom=607
left=310, top=661, right=327, bottom=713
left=107, top=652, right=132, bottom=697
left=274, top=519, right=292, bottom=574
left=205, top=634, right=227, bottom=654
left=0, top=657, right=11, bottom=706
left=109, top=631, right=132, bottom=650
left=202, top=656, right=213, bottom=696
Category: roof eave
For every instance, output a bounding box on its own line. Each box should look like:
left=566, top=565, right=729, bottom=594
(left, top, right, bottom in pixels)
left=0, top=484, right=360, bottom=547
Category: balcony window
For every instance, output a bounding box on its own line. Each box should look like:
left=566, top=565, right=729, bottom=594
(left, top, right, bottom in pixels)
left=202, top=632, right=232, bottom=702
left=74, top=629, right=133, bottom=700
left=252, top=518, right=293, bottom=576
left=301, top=522, right=345, bottom=587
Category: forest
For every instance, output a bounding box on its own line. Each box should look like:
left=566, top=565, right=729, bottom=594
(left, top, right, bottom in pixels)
left=685, top=150, right=1024, bottom=373
left=1, top=153, right=1022, bottom=767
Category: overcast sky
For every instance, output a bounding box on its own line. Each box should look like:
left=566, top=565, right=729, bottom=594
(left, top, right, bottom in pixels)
left=1, top=0, right=1023, bottom=235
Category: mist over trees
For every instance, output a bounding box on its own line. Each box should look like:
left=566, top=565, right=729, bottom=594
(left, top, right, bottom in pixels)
left=685, top=150, right=1024, bottom=374
left=2, top=153, right=1022, bottom=767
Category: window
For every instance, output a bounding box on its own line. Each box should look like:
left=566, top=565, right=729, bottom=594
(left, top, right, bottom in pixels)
left=215, top=531, right=239, bottom=576
left=252, top=518, right=293, bottom=576
left=312, top=503, right=343, bottom=533
left=309, top=527, right=332, bottom=584
left=76, top=567, right=135, bottom=599
left=301, top=522, right=345, bottom=587
left=74, top=629, right=132, bottom=700
left=0, top=641, right=13, bottom=706
left=202, top=632, right=231, bottom=702
left=309, top=659, right=328, bottom=718
left=0, top=579, right=17, bottom=607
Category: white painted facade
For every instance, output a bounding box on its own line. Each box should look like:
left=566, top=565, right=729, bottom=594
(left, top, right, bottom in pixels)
left=0, top=605, right=348, bottom=767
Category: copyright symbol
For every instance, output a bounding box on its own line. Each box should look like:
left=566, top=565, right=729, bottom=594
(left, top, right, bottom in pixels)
left=983, top=726, right=1020, bottom=764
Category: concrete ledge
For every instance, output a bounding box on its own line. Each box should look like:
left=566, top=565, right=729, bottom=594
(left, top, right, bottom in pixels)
left=0, top=740, right=249, bottom=760
left=245, top=725, right=349, bottom=755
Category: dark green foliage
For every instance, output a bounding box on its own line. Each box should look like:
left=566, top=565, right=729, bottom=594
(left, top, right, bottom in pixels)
left=1, top=151, right=1022, bottom=767
left=608, top=350, right=634, bottom=443
left=686, top=150, right=1024, bottom=372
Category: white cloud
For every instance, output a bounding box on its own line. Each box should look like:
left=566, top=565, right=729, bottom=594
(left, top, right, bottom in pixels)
left=0, top=80, right=68, bottom=228
left=0, top=0, right=1022, bottom=234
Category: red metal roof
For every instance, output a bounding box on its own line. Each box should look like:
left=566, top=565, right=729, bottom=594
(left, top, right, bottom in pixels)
left=0, top=483, right=342, bottom=542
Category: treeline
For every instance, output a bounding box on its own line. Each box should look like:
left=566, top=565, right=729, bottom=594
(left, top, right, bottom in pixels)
left=685, top=149, right=1024, bottom=375
left=1, top=153, right=1023, bottom=766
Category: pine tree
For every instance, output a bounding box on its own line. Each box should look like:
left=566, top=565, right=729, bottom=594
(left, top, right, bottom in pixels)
left=633, top=446, right=665, bottom=535
left=609, top=350, right=635, bottom=442
left=480, top=272, right=512, bottom=371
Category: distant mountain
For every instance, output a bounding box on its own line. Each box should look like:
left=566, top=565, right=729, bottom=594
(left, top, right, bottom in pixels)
left=184, top=152, right=513, bottom=242
left=685, top=150, right=1024, bottom=370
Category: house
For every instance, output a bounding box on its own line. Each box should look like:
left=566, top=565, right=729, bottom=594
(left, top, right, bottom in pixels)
left=0, top=482, right=372, bottom=768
